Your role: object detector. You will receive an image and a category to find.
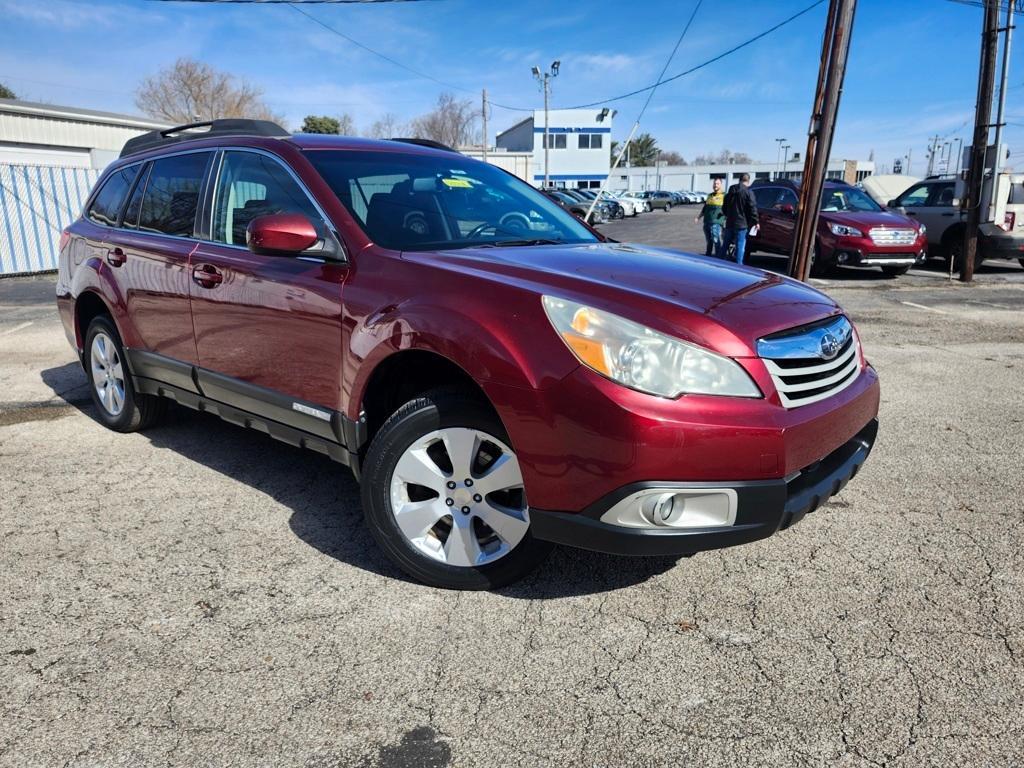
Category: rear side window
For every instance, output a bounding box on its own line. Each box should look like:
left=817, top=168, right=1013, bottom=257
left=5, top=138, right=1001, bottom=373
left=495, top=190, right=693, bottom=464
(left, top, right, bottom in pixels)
left=86, top=165, right=140, bottom=227
left=138, top=152, right=212, bottom=237
left=121, top=163, right=151, bottom=230
left=753, top=187, right=780, bottom=208
left=211, top=151, right=321, bottom=246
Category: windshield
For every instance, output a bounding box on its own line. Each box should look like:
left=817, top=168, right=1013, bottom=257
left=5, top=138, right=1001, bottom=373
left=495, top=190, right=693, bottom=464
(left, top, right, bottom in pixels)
left=820, top=186, right=881, bottom=213
left=304, top=149, right=597, bottom=251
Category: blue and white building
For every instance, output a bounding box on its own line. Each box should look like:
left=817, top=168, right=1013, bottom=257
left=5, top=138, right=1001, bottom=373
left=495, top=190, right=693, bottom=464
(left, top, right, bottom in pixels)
left=494, top=108, right=613, bottom=189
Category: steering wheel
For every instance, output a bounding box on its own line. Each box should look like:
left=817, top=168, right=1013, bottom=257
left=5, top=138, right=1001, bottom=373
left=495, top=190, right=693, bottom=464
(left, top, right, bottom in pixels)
left=465, top=222, right=500, bottom=239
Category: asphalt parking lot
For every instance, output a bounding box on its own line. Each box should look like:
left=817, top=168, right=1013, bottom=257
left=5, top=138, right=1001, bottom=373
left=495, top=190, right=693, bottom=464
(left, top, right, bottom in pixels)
left=2, top=211, right=1023, bottom=767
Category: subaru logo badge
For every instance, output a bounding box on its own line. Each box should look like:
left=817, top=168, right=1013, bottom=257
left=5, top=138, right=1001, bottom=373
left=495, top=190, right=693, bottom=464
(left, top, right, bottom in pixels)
left=820, top=333, right=840, bottom=360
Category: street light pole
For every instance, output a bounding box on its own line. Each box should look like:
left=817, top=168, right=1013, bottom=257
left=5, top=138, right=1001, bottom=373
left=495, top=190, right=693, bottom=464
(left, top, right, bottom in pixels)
left=775, top=137, right=787, bottom=179
left=532, top=61, right=560, bottom=188
left=782, top=144, right=791, bottom=177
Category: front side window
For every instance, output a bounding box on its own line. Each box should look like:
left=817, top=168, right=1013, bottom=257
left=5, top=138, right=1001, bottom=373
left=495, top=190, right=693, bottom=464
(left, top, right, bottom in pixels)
left=897, top=184, right=931, bottom=208
left=212, top=151, right=321, bottom=246
left=926, top=183, right=956, bottom=207
left=138, top=152, right=212, bottom=237
left=86, top=165, right=140, bottom=227
left=305, top=149, right=598, bottom=251
left=776, top=189, right=799, bottom=209
left=820, top=187, right=881, bottom=212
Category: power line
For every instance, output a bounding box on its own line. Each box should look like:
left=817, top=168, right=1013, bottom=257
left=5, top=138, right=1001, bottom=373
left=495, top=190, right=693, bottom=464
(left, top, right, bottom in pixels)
left=559, top=0, right=826, bottom=110
left=147, top=1, right=440, bottom=4
left=585, top=0, right=702, bottom=222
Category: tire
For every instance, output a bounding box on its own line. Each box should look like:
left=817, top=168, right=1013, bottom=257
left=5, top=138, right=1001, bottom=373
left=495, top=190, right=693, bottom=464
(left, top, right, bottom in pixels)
left=1018, top=258, right=1024, bottom=269
left=84, top=315, right=166, bottom=432
left=360, top=388, right=553, bottom=590
left=942, top=226, right=965, bottom=270
left=881, top=265, right=911, bottom=277
left=664, top=203, right=672, bottom=212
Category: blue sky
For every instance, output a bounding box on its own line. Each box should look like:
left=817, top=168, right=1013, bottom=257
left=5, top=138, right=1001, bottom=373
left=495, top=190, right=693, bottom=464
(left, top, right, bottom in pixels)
left=1, top=0, right=1022, bottom=176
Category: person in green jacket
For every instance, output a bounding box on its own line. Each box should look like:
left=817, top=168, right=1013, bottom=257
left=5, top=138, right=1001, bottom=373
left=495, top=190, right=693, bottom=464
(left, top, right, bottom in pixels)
left=695, top=177, right=725, bottom=257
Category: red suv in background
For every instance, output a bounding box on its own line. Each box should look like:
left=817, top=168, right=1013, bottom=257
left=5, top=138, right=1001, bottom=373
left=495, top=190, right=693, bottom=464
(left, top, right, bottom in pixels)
left=749, top=179, right=927, bottom=276
left=56, top=120, right=880, bottom=589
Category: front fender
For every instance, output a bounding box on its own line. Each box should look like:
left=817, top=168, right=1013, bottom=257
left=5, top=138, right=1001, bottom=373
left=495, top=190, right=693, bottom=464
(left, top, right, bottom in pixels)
left=345, top=296, right=579, bottom=424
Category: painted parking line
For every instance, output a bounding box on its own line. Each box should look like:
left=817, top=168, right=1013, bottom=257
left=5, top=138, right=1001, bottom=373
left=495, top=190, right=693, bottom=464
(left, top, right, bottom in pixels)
left=0, top=321, right=34, bottom=336
left=900, top=301, right=951, bottom=315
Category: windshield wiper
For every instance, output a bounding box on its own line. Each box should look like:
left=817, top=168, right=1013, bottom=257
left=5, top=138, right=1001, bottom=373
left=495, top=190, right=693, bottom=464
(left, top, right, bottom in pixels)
left=472, top=238, right=564, bottom=248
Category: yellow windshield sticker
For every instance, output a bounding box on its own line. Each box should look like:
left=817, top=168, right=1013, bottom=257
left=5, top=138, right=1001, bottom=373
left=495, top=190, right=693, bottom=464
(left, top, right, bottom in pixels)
left=442, top=177, right=472, bottom=188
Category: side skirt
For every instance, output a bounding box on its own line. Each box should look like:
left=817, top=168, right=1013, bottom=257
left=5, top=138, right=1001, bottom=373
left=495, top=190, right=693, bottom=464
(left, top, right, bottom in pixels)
left=133, top=377, right=355, bottom=467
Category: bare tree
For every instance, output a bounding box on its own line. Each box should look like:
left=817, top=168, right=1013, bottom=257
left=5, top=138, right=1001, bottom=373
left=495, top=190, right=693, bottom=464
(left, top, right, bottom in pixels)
left=135, top=58, right=282, bottom=125
left=408, top=93, right=477, bottom=148
left=366, top=112, right=402, bottom=139
left=692, top=149, right=754, bottom=165
left=336, top=113, right=356, bottom=136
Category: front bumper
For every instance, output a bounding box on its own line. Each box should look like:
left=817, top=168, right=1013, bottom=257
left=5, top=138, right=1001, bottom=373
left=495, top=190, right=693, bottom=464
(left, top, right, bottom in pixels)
left=529, top=418, right=878, bottom=555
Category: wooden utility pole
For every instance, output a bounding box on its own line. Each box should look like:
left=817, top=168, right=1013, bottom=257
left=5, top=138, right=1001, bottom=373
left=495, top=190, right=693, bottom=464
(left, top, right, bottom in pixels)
left=481, top=89, right=489, bottom=163
left=789, top=0, right=857, bottom=282
left=961, top=0, right=1000, bottom=283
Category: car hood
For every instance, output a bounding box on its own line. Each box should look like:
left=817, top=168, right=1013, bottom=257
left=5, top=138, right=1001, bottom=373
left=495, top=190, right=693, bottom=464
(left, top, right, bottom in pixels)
left=430, top=242, right=842, bottom=357
left=821, top=209, right=919, bottom=230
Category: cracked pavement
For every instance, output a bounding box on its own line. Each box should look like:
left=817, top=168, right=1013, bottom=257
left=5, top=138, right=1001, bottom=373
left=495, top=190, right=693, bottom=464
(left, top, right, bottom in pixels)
left=2, top=214, right=1023, bottom=766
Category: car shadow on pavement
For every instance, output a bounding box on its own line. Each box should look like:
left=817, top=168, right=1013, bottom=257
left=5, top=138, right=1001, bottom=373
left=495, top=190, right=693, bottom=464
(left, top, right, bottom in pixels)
left=40, top=363, right=680, bottom=596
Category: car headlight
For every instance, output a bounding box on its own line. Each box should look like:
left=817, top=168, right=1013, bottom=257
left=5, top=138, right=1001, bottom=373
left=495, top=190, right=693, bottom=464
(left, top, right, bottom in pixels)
left=829, top=223, right=863, bottom=237
left=919, top=223, right=926, bottom=235
left=541, top=296, right=761, bottom=398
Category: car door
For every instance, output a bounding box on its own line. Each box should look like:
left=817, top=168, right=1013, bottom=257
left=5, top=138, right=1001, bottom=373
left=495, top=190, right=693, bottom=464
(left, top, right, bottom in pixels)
left=112, top=151, right=213, bottom=384
left=750, top=186, right=783, bottom=252
left=188, top=148, right=347, bottom=438
left=893, top=182, right=954, bottom=247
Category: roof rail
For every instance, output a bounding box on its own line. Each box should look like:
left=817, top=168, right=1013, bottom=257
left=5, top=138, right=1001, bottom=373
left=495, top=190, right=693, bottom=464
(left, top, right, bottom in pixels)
left=120, top=118, right=290, bottom=158
left=389, top=137, right=458, bottom=153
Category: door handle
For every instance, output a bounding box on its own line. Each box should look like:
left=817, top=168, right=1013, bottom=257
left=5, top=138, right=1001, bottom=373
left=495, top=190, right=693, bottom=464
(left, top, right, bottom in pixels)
left=941, top=212, right=955, bottom=217
left=906, top=211, right=918, bottom=216
left=192, top=264, right=224, bottom=288
left=106, top=247, right=127, bottom=267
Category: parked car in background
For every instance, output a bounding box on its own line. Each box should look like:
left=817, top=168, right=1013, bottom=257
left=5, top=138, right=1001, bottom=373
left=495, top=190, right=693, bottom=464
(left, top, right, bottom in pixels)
left=887, top=174, right=1024, bottom=268
left=543, top=189, right=607, bottom=224
left=644, top=190, right=675, bottom=211
left=749, top=179, right=926, bottom=276
left=571, top=189, right=624, bottom=220
left=56, top=118, right=881, bottom=589
left=621, top=191, right=652, bottom=212
left=602, top=191, right=640, bottom=216
left=561, top=189, right=619, bottom=221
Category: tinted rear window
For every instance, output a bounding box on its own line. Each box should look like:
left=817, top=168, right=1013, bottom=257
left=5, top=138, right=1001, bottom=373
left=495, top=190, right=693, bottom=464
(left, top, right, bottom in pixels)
left=86, top=165, right=140, bottom=227
left=138, top=152, right=211, bottom=237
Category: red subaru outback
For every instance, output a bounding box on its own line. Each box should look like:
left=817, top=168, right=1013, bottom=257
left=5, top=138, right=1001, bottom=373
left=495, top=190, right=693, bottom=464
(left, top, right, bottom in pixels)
left=56, top=120, right=880, bottom=589
left=749, top=179, right=927, bottom=276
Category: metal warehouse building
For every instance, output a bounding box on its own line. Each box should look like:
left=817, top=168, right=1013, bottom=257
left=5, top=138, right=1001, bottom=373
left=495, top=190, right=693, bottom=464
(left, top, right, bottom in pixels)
left=0, top=98, right=168, bottom=275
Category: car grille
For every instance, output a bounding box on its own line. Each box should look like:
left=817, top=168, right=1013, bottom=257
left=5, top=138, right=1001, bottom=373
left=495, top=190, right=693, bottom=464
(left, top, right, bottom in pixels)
left=756, top=316, right=861, bottom=408
left=869, top=227, right=917, bottom=246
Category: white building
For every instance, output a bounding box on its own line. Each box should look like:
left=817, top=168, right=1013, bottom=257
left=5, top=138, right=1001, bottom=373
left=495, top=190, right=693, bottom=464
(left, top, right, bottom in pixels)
left=0, top=98, right=169, bottom=170
left=610, top=157, right=875, bottom=193
left=495, top=108, right=613, bottom=189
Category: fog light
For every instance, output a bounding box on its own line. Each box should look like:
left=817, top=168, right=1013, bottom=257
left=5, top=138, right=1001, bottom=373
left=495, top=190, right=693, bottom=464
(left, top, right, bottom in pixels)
left=837, top=252, right=849, bottom=263
left=600, top=488, right=738, bottom=529
left=651, top=493, right=676, bottom=526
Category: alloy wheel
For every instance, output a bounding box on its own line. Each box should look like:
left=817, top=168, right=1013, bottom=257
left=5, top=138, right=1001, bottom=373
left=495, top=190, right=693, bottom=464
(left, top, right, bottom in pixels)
left=388, top=427, right=529, bottom=567
left=90, top=331, right=125, bottom=416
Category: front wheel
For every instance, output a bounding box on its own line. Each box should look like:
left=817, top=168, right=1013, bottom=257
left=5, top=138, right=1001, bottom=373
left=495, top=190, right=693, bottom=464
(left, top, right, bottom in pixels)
left=664, top=203, right=672, bottom=212
left=1018, top=257, right=1024, bottom=269
left=360, top=389, right=553, bottom=589
left=85, top=315, right=166, bottom=432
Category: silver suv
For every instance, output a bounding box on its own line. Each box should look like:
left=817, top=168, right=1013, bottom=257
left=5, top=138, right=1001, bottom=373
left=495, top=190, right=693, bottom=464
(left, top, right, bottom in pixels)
left=889, top=175, right=1024, bottom=268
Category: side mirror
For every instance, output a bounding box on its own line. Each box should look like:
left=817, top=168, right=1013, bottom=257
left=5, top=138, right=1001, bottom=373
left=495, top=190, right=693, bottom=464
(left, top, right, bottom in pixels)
left=246, top=213, right=319, bottom=255
left=887, top=199, right=898, bottom=208
left=779, top=203, right=796, bottom=215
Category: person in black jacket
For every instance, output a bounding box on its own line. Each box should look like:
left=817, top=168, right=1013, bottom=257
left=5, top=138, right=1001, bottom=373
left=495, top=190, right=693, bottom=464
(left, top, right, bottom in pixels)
left=717, top=173, right=759, bottom=264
